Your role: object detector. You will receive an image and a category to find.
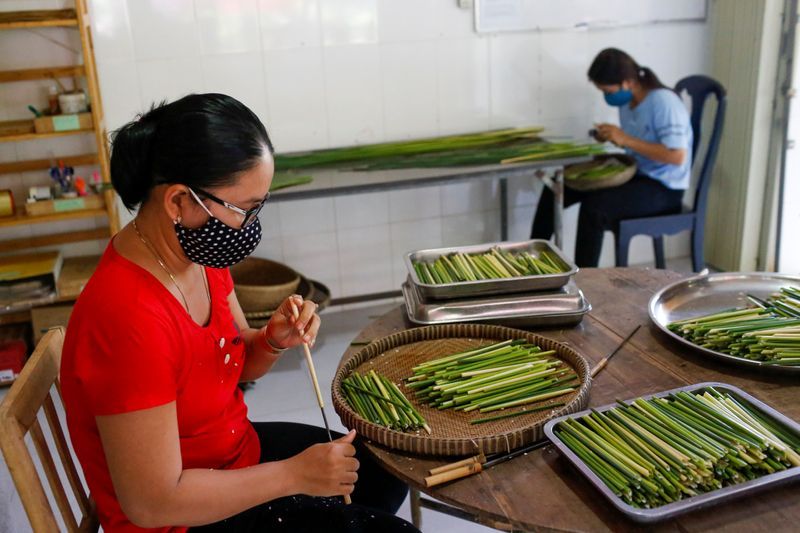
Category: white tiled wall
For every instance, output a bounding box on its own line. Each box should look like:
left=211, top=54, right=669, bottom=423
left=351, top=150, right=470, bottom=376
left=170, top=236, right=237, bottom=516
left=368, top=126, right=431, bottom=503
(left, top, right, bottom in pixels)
left=0, top=0, right=710, bottom=295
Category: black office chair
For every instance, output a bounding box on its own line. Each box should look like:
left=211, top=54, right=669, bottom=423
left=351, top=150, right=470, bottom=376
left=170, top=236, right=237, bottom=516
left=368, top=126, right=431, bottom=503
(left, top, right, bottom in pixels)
left=614, top=75, right=727, bottom=272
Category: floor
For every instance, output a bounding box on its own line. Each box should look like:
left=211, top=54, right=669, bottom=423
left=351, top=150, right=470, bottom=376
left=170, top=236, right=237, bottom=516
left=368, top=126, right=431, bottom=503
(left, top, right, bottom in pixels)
left=0, top=256, right=699, bottom=531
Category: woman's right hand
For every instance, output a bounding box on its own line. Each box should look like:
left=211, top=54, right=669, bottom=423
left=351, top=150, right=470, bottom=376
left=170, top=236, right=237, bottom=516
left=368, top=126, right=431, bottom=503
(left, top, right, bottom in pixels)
left=288, top=429, right=359, bottom=497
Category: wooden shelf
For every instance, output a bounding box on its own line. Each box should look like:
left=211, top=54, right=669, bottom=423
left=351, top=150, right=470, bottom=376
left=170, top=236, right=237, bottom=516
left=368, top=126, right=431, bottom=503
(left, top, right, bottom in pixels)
left=0, top=153, right=97, bottom=175
left=0, top=119, right=93, bottom=143
left=0, top=65, right=85, bottom=83
left=0, top=227, right=108, bottom=255
left=0, top=9, right=78, bottom=30
left=0, top=208, right=107, bottom=229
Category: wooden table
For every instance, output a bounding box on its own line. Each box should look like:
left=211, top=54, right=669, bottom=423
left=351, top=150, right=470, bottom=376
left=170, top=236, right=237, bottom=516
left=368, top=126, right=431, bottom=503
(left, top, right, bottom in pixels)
left=339, top=267, right=800, bottom=532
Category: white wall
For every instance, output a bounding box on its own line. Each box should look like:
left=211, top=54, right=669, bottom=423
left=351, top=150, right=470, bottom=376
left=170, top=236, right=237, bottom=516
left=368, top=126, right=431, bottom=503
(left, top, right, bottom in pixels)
left=0, top=1, right=710, bottom=298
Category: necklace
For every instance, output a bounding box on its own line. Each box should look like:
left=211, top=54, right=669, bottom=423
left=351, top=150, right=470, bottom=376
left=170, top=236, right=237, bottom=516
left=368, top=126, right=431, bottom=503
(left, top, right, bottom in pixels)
left=132, top=219, right=210, bottom=313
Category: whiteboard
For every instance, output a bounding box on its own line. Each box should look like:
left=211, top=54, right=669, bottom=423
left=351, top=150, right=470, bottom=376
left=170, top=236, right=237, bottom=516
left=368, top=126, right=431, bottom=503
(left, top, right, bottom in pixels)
left=475, top=0, right=707, bottom=33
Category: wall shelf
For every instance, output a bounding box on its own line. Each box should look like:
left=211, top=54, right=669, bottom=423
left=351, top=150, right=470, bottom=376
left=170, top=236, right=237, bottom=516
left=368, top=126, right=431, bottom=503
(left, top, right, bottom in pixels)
left=0, top=119, right=94, bottom=143
left=0, top=208, right=107, bottom=229
left=0, top=65, right=85, bottom=83
left=0, top=9, right=78, bottom=30
left=0, top=153, right=97, bottom=175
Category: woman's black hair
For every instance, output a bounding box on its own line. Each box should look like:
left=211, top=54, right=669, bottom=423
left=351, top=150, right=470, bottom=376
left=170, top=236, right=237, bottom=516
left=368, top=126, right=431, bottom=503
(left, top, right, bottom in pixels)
left=587, top=48, right=667, bottom=91
left=110, top=93, right=274, bottom=210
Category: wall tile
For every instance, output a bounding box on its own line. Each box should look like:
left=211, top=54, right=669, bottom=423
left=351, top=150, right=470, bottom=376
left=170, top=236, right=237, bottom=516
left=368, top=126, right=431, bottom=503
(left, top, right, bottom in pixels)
left=258, top=0, right=322, bottom=50
left=201, top=52, right=269, bottom=124
left=319, top=0, right=378, bottom=46
left=441, top=210, right=502, bottom=248
left=376, top=0, right=438, bottom=43
left=380, top=42, right=438, bottom=140
left=95, top=60, right=142, bottom=131
left=337, top=225, right=392, bottom=297
left=277, top=197, right=335, bottom=236
left=334, top=192, right=389, bottom=229
left=127, top=0, right=200, bottom=60
left=137, top=58, right=203, bottom=106
left=323, top=45, right=384, bottom=146
left=437, top=39, right=490, bottom=134
left=281, top=231, right=341, bottom=296
left=88, top=0, right=135, bottom=63
left=488, top=33, right=540, bottom=129
left=389, top=187, right=440, bottom=223
left=263, top=48, right=328, bottom=152
left=440, top=180, right=499, bottom=216
left=195, top=0, right=261, bottom=55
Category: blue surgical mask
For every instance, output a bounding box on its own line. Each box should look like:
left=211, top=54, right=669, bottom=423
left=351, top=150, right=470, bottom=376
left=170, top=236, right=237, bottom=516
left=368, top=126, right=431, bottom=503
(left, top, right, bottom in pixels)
left=604, top=88, right=633, bottom=107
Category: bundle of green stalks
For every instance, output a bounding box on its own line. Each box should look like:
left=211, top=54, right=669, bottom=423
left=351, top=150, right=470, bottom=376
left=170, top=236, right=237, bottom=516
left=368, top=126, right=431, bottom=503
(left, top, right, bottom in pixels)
left=565, top=162, right=629, bottom=181
left=273, top=127, right=603, bottom=171
left=342, top=370, right=430, bottom=433
left=555, top=388, right=800, bottom=509
left=668, top=287, right=800, bottom=365
left=413, top=247, right=564, bottom=285
left=406, top=340, right=578, bottom=415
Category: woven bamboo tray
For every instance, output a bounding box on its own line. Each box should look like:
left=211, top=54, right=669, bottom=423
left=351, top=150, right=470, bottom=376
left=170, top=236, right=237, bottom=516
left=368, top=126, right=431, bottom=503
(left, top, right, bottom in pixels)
left=332, top=324, right=592, bottom=456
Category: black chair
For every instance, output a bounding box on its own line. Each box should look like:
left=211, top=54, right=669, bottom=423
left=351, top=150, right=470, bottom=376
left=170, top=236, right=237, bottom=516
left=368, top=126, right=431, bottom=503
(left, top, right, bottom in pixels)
left=614, top=75, right=727, bottom=272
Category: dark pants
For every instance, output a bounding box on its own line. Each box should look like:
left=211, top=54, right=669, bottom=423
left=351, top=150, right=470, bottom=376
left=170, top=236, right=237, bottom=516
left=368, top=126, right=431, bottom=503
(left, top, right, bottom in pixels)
left=190, top=422, right=417, bottom=533
left=531, top=174, right=684, bottom=267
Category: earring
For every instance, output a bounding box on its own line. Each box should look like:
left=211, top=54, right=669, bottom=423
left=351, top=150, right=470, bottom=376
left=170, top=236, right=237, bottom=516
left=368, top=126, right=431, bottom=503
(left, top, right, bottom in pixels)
left=174, top=215, right=182, bottom=224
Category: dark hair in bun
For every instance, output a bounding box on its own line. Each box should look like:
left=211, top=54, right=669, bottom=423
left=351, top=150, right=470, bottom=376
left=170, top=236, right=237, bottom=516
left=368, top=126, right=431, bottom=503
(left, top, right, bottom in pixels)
left=588, top=48, right=667, bottom=91
left=110, top=93, right=274, bottom=210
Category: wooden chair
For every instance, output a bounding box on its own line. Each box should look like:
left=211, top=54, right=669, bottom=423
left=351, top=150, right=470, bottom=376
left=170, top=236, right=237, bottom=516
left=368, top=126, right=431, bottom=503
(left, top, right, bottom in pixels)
left=0, top=328, right=98, bottom=532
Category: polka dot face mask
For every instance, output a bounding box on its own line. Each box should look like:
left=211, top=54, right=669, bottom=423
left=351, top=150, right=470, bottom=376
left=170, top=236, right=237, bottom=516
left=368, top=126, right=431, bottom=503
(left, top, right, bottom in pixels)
left=174, top=188, right=263, bottom=268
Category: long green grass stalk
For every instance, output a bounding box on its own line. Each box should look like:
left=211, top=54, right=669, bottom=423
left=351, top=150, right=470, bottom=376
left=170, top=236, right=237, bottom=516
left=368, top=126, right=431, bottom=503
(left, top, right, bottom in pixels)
left=406, top=340, right=577, bottom=416
left=667, top=286, right=800, bottom=364
left=343, top=371, right=429, bottom=433
left=555, top=387, right=800, bottom=508
left=413, top=247, right=566, bottom=285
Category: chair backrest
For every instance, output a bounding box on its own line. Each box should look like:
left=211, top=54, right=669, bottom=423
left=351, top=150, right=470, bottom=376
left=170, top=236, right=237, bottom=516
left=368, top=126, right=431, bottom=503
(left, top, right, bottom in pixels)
left=674, top=75, right=727, bottom=214
left=0, top=328, right=98, bottom=532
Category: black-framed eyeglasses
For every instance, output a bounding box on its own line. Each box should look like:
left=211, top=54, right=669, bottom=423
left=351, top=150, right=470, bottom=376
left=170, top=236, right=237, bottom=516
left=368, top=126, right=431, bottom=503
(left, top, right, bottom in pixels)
left=188, top=187, right=270, bottom=229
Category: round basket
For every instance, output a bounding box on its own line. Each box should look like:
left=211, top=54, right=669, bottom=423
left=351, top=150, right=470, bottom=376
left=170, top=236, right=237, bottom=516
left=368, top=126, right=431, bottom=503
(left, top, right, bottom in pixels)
left=243, top=277, right=331, bottom=328
left=231, top=258, right=300, bottom=313
left=565, top=154, right=637, bottom=192
left=332, top=324, right=592, bottom=456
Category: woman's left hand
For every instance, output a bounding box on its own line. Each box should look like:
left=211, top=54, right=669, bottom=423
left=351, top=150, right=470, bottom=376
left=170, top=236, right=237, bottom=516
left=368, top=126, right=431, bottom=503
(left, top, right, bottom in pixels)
left=594, top=123, right=629, bottom=147
left=264, top=295, right=321, bottom=350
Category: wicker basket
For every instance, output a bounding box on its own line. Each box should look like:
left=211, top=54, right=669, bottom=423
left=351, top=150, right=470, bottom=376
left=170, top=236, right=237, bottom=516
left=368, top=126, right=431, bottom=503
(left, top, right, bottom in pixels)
left=565, top=154, right=637, bottom=191
left=332, top=324, right=592, bottom=456
left=231, top=258, right=300, bottom=313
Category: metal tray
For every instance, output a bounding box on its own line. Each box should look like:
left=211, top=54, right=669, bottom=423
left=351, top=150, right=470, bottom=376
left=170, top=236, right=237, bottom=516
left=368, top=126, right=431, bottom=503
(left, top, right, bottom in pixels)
left=405, top=239, right=578, bottom=300
left=402, top=277, right=591, bottom=328
left=544, top=382, right=800, bottom=524
left=649, top=272, right=800, bottom=375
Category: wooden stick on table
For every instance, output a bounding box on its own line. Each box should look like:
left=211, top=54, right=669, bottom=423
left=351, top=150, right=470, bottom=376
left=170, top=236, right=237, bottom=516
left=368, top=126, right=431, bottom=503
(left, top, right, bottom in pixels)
left=591, top=324, right=641, bottom=378
left=290, top=302, right=352, bottom=505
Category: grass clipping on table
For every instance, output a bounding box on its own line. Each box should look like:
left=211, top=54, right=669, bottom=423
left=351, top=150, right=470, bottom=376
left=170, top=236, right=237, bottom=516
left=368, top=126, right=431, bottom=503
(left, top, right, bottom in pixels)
left=273, top=127, right=604, bottom=172
left=668, top=286, right=800, bottom=365
left=412, top=247, right=565, bottom=285
left=406, top=339, right=578, bottom=424
left=554, top=387, right=800, bottom=509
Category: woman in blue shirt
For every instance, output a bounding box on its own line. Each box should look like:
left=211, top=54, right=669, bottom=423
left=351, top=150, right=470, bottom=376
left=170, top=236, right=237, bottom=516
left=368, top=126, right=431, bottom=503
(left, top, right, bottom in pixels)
left=531, top=48, right=692, bottom=267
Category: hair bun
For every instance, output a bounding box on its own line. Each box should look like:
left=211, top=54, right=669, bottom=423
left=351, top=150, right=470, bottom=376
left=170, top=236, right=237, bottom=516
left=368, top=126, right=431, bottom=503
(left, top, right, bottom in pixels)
left=110, top=105, right=165, bottom=209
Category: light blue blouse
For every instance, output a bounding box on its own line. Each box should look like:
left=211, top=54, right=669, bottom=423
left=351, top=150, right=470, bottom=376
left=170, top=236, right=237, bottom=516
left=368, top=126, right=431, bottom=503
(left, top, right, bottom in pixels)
left=619, top=88, right=693, bottom=190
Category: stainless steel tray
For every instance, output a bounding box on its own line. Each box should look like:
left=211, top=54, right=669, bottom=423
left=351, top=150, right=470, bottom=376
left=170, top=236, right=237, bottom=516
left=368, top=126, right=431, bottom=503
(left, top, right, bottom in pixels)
left=405, top=239, right=578, bottom=300
left=649, top=272, right=800, bottom=375
left=544, top=382, right=800, bottom=524
left=402, top=277, right=591, bottom=328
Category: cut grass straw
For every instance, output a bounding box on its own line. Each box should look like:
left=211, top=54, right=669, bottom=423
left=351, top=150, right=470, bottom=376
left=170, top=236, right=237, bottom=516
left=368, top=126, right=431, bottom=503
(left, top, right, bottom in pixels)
left=555, top=387, right=800, bottom=509
left=406, top=340, right=578, bottom=415
left=413, top=247, right=565, bottom=285
left=668, top=286, right=800, bottom=365
left=343, top=370, right=431, bottom=433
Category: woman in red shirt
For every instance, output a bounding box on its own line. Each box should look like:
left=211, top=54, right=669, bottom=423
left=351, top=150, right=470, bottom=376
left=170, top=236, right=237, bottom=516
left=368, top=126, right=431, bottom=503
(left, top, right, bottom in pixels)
left=60, top=94, right=416, bottom=532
